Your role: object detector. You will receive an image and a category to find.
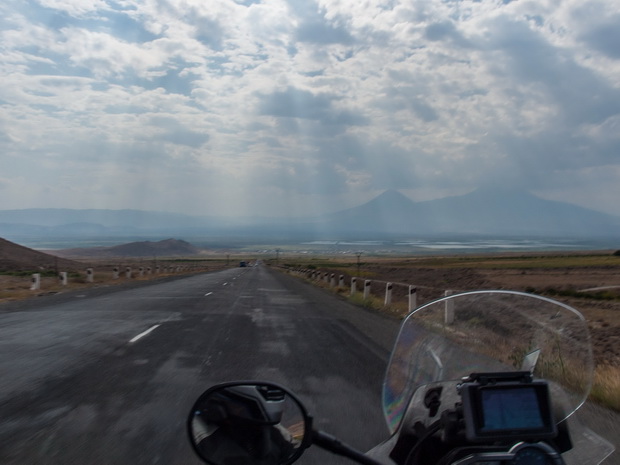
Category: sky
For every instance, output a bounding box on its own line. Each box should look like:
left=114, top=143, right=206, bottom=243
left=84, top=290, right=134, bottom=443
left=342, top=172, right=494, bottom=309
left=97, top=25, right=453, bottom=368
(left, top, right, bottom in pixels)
left=1, top=0, right=620, bottom=218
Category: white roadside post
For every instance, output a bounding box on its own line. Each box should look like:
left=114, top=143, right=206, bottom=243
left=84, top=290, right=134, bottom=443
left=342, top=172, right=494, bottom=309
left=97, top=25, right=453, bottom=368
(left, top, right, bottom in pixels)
left=59, top=271, right=68, bottom=286
left=30, top=273, right=41, bottom=291
left=86, top=268, right=94, bottom=283
left=139, top=267, right=144, bottom=277
left=126, top=267, right=132, bottom=279
left=408, top=286, right=417, bottom=313
left=385, top=282, right=393, bottom=306
left=351, top=277, right=357, bottom=296
left=445, top=290, right=454, bottom=325
left=147, top=267, right=152, bottom=275
left=339, top=275, right=345, bottom=288
left=324, top=272, right=329, bottom=283
left=112, top=267, right=119, bottom=279
left=330, top=273, right=336, bottom=287
left=364, top=280, right=371, bottom=299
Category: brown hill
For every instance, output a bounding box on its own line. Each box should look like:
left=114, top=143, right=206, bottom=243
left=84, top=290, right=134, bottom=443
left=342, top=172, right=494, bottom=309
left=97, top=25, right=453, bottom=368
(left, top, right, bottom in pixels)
left=53, top=238, right=204, bottom=258
left=0, top=237, right=83, bottom=271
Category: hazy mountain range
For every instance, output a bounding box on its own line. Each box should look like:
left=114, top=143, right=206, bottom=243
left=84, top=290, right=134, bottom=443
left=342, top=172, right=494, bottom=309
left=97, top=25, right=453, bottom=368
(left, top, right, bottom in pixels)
left=1, top=188, right=619, bottom=242
left=52, top=239, right=203, bottom=259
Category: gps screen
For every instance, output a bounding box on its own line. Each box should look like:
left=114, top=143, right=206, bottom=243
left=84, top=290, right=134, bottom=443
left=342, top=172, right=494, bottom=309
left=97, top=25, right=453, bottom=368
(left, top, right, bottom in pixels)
left=480, top=386, right=544, bottom=431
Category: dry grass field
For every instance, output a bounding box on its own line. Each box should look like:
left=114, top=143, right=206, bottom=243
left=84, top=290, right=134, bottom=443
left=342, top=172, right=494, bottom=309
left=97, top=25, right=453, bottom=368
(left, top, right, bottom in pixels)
left=0, top=258, right=232, bottom=303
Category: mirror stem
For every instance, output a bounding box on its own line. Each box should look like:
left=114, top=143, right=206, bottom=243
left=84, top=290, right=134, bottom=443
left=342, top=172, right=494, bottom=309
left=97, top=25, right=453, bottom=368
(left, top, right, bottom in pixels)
left=312, top=430, right=383, bottom=465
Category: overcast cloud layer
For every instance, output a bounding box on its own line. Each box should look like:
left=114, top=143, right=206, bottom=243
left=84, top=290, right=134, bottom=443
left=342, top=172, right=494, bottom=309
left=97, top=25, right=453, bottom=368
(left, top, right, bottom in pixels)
left=1, top=0, right=619, bottom=217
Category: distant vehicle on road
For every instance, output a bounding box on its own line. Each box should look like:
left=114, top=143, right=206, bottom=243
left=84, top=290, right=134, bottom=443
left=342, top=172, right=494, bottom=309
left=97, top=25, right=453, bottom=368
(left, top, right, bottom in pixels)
left=239, top=261, right=246, bottom=267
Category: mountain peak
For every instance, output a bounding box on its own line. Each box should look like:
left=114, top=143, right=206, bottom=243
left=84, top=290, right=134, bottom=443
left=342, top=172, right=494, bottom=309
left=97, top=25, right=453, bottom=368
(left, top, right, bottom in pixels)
left=366, top=189, right=414, bottom=207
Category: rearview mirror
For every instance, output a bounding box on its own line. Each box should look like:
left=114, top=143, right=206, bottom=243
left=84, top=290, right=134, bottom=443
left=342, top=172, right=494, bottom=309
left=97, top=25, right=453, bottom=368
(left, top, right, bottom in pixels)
left=188, top=382, right=312, bottom=465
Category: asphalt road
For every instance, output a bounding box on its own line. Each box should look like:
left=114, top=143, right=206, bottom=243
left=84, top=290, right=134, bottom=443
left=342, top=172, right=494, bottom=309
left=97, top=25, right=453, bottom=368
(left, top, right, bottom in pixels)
left=0, top=264, right=400, bottom=465
left=0, top=264, right=617, bottom=465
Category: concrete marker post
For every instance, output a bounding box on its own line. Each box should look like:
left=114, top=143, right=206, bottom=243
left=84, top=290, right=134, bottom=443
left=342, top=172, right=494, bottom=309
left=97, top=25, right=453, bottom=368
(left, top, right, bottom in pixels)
left=86, top=268, right=94, bottom=283
left=339, top=275, right=345, bottom=288
left=126, top=267, right=132, bottom=279
left=385, top=282, right=393, bottom=306
left=364, top=280, right=371, bottom=299
left=139, top=267, right=144, bottom=277
left=408, top=286, right=417, bottom=313
left=324, top=273, right=329, bottom=283
left=59, top=271, right=68, bottom=286
left=31, top=273, right=41, bottom=291
left=147, top=267, right=152, bottom=275
left=351, top=277, right=357, bottom=295
left=445, top=290, right=454, bottom=325
left=112, top=267, right=119, bottom=279
left=330, top=273, right=336, bottom=287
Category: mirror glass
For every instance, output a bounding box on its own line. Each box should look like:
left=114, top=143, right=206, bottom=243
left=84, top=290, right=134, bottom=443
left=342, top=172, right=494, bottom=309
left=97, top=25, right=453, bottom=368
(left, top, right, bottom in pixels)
left=189, top=383, right=308, bottom=465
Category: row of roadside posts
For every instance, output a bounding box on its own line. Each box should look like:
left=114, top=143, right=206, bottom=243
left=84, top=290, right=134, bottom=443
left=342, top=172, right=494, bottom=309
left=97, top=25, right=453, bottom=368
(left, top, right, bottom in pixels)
left=292, top=269, right=455, bottom=318
left=30, top=265, right=191, bottom=291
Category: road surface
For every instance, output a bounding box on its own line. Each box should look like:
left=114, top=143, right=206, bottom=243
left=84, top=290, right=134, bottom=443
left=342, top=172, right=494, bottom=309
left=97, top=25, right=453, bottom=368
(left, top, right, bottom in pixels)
left=0, top=264, right=617, bottom=465
left=0, top=264, right=400, bottom=464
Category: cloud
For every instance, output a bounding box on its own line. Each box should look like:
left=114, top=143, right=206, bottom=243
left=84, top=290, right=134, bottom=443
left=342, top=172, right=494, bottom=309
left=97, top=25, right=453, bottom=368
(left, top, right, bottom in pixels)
left=295, top=19, right=353, bottom=45
left=257, top=86, right=368, bottom=128
left=424, top=21, right=470, bottom=47
left=1, top=0, right=620, bottom=217
left=147, top=115, right=210, bottom=148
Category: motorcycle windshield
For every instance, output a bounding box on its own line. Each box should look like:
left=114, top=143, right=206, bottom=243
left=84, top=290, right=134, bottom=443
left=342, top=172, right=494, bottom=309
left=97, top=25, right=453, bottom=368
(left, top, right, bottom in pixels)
left=383, top=291, right=594, bottom=435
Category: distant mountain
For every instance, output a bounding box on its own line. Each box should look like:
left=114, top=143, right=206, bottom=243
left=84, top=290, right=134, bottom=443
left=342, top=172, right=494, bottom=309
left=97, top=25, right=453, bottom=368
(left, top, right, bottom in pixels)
left=53, top=239, right=204, bottom=258
left=0, top=237, right=82, bottom=271
left=0, top=209, right=230, bottom=237
left=314, top=188, right=620, bottom=238
left=0, top=209, right=207, bottom=228
left=411, top=188, right=620, bottom=236
left=319, top=190, right=417, bottom=234
left=1, top=189, right=619, bottom=242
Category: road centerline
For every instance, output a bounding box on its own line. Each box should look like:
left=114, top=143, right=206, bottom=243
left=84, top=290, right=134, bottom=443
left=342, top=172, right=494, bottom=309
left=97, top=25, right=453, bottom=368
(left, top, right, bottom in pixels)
left=129, top=324, right=161, bottom=344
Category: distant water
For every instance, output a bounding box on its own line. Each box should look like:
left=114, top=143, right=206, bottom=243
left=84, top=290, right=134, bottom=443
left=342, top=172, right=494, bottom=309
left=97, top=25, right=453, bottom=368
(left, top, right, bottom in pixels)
left=300, top=237, right=615, bottom=254
left=6, top=234, right=617, bottom=254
